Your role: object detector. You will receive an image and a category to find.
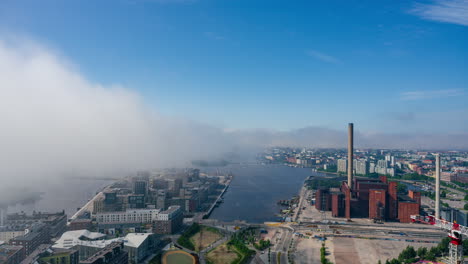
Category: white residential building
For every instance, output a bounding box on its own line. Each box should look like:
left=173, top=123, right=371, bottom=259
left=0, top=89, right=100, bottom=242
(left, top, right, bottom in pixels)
left=337, top=159, right=347, bottom=173
left=94, top=209, right=160, bottom=224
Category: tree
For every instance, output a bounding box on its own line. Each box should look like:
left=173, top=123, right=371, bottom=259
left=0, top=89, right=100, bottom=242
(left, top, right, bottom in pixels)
left=396, top=183, right=408, bottom=194
left=464, top=194, right=468, bottom=201
left=441, top=190, right=447, bottom=198
left=417, top=247, right=427, bottom=259
left=425, top=250, right=436, bottom=261
left=464, top=203, right=468, bottom=210
left=398, top=246, right=417, bottom=263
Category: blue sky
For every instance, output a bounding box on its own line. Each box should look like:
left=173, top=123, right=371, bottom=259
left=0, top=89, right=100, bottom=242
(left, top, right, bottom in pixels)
left=1, top=0, right=467, bottom=133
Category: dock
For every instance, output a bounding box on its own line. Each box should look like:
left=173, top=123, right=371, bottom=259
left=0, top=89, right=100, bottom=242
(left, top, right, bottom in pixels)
left=69, top=189, right=106, bottom=222
left=202, top=177, right=231, bottom=219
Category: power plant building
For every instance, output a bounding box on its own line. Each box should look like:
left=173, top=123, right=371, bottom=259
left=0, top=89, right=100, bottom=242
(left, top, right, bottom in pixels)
left=316, top=123, right=420, bottom=222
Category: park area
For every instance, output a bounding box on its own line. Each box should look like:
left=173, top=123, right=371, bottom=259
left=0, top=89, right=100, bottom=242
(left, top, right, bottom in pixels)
left=191, top=226, right=222, bottom=251
left=206, top=243, right=240, bottom=264
left=162, top=250, right=196, bottom=264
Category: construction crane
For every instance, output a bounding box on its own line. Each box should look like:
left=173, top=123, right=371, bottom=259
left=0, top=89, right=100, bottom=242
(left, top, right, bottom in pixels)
left=410, top=154, right=466, bottom=264
left=411, top=214, right=466, bottom=264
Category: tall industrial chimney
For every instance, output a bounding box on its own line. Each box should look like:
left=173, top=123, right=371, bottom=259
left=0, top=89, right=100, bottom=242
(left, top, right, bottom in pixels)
left=0, top=207, right=5, bottom=227
left=435, top=154, right=440, bottom=219
left=347, top=123, right=354, bottom=189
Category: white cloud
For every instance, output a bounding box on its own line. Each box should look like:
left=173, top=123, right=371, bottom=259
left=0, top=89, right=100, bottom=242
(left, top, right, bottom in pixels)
left=1, top=36, right=468, bottom=204
left=306, top=50, right=341, bottom=64
left=411, top=0, right=468, bottom=26
left=400, top=89, right=464, bottom=100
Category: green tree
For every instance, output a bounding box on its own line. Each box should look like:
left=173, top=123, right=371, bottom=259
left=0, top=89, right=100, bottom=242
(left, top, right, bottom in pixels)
left=398, top=246, right=416, bottom=263
left=464, top=203, right=468, bottom=210
left=417, top=247, right=427, bottom=259
left=396, top=183, right=408, bottom=194
left=425, top=250, right=436, bottom=261
left=441, top=190, right=447, bottom=198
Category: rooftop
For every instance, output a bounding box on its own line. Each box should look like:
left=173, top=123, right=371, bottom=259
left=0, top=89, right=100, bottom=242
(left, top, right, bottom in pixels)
left=53, top=230, right=153, bottom=249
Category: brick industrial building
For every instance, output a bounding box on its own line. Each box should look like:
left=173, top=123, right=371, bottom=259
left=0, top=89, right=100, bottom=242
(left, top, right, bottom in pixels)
left=315, top=123, right=420, bottom=223
left=315, top=175, right=421, bottom=222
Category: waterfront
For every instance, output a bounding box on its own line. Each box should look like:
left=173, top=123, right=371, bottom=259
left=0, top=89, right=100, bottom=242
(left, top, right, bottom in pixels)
left=209, top=164, right=327, bottom=223
left=7, top=177, right=113, bottom=217
left=6, top=164, right=326, bottom=223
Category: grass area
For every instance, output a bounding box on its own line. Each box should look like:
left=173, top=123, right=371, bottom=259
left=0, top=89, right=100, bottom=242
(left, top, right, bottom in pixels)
left=177, top=223, right=201, bottom=250
left=206, top=243, right=240, bottom=264
left=162, top=251, right=196, bottom=264
left=191, top=226, right=222, bottom=252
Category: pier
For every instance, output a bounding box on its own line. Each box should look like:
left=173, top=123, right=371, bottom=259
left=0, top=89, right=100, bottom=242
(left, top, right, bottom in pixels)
left=202, top=177, right=231, bottom=219
left=69, top=188, right=106, bottom=222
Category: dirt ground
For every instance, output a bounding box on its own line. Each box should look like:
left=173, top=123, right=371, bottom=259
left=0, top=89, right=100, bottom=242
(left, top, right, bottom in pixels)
left=331, top=237, right=433, bottom=264
left=190, top=227, right=222, bottom=251
left=294, top=237, right=323, bottom=264
left=205, top=243, right=239, bottom=264
left=293, top=235, right=436, bottom=264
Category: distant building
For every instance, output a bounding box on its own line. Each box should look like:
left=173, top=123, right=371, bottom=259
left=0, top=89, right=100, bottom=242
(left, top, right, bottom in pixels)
left=337, top=159, right=347, bottom=173
left=38, top=248, right=79, bottom=264
left=4, top=211, right=66, bottom=239
left=377, top=160, right=388, bottom=168
left=452, top=173, right=468, bottom=183
left=167, top=179, right=182, bottom=194
left=121, top=233, right=160, bottom=263
left=68, top=219, right=93, bottom=231
left=79, top=242, right=128, bottom=264
left=0, top=245, right=25, bottom=264
left=94, top=209, right=159, bottom=227
left=101, top=192, right=123, bottom=212
left=0, top=228, right=26, bottom=244
left=133, top=180, right=148, bottom=197
left=353, top=160, right=368, bottom=176
left=128, top=195, right=145, bottom=209
left=156, top=190, right=167, bottom=210
left=153, top=206, right=183, bottom=235
left=440, top=208, right=467, bottom=226
left=8, top=223, right=50, bottom=256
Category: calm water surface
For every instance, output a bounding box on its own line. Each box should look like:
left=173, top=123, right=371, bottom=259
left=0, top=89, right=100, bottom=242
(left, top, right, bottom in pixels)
left=210, top=164, right=325, bottom=223
left=7, top=164, right=328, bottom=223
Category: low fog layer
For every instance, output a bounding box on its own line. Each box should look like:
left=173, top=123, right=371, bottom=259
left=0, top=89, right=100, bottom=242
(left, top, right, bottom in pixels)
left=1, top=38, right=467, bottom=203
